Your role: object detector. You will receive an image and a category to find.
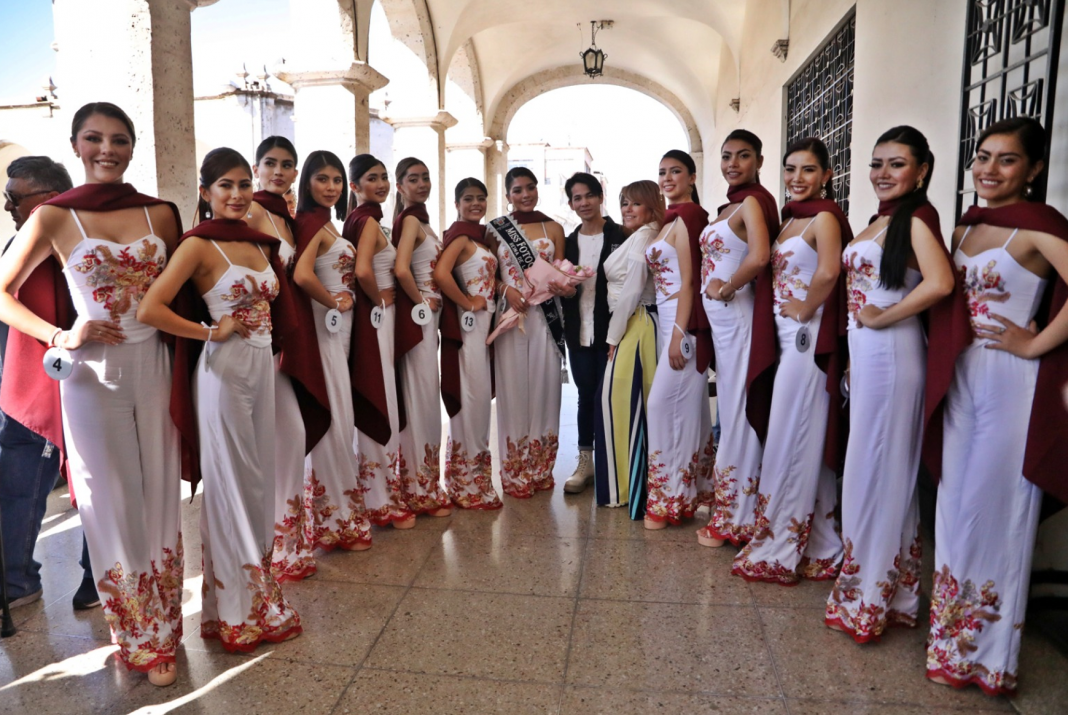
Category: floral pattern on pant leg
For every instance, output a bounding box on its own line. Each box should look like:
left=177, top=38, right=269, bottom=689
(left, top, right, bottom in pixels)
left=201, top=549, right=302, bottom=653
left=445, top=439, right=502, bottom=510
left=272, top=490, right=315, bottom=582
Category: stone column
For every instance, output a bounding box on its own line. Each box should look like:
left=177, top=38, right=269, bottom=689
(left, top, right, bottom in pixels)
left=274, top=64, right=388, bottom=164
left=51, top=0, right=205, bottom=220
left=386, top=111, right=458, bottom=230
left=484, top=139, right=509, bottom=219
left=445, top=138, right=493, bottom=215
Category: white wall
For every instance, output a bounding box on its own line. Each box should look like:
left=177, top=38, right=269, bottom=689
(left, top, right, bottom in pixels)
left=714, top=0, right=966, bottom=229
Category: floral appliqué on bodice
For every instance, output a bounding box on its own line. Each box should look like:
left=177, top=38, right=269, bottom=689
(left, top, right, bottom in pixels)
left=772, top=249, right=806, bottom=306
left=333, top=245, right=357, bottom=292
left=466, top=254, right=497, bottom=298
left=501, top=237, right=553, bottom=289
left=958, top=260, right=1010, bottom=332
left=700, top=231, right=730, bottom=286
left=222, top=274, right=280, bottom=335
left=845, top=251, right=878, bottom=322
left=645, top=247, right=673, bottom=297
left=71, top=240, right=165, bottom=321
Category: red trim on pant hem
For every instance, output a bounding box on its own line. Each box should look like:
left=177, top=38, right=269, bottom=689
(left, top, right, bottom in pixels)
left=698, top=525, right=744, bottom=547
left=275, top=564, right=317, bottom=584
left=925, top=667, right=1016, bottom=698
left=452, top=499, right=503, bottom=510
left=311, top=537, right=373, bottom=553
left=730, top=566, right=800, bottom=586
left=824, top=616, right=881, bottom=644
left=122, top=654, right=177, bottom=673
left=201, top=624, right=303, bottom=653
left=367, top=513, right=416, bottom=527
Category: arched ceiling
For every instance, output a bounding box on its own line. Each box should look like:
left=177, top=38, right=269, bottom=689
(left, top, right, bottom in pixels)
left=369, top=0, right=751, bottom=146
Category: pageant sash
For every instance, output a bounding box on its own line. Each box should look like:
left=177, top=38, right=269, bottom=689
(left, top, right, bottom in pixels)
left=487, top=214, right=566, bottom=357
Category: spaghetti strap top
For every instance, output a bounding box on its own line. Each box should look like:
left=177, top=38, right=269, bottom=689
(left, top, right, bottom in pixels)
left=201, top=241, right=279, bottom=348
left=699, top=203, right=748, bottom=291
left=955, top=225, right=1048, bottom=347
left=771, top=218, right=819, bottom=310
left=455, top=243, right=498, bottom=302
left=842, top=227, right=922, bottom=330
left=645, top=218, right=685, bottom=303
left=411, top=223, right=442, bottom=299
left=315, top=227, right=357, bottom=296
left=265, top=212, right=296, bottom=271
left=63, top=207, right=167, bottom=344
left=373, top=240, right=397, bottom=291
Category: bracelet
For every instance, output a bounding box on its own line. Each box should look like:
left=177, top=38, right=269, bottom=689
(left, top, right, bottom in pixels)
left=200, top=321, right=218, bottom=342
left=673, top=323, right=686, bottom=336
left=727, top=275, right=736, bottom=289
left=48, top=327, right=63, bottom=348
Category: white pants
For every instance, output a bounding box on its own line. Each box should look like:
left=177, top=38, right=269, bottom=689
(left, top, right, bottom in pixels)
left=445, top=305, right=501, bottom=509
left=827, top=318, right=925, bottom=640
left=398, top=312, right=450, bottom=513
left=271, top=360, right=315, bottom=582
left=61, top=335, right=182, bottom=671
left=928, top=347, right=1042, bottom=695
left=196, top=337, right=301, bottom=652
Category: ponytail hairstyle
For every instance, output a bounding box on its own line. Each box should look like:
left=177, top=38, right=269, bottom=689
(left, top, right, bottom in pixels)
left=296, top=150, right=348, bottom=220
left=71, top=101, right=137, bottom=147
left=976, top=116, right=1048, bottom=202
left=874, top=125, right=933, bottom=290
left=196, top=147, right=252, bottom=222
left=347, top=153, right=387, bottom=217
left=255, top=135, right=298, bottom=166
left=661, top=149, right=700, bottom=205
left=722, top=129, right=764, bottom=186
left=783, top=136, right=834, bottom=199
left=393, top=156, right=428, bottom=223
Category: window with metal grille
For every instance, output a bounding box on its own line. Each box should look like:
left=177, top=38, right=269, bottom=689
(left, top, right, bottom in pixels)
left=956, top=0, right=1064, bottom=217
left=785, top=11, right=856, bottom=216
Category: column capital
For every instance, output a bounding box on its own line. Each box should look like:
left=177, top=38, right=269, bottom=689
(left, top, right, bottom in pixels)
left=384, top=110, right=458, bottom=131
left=446, top=137, right=495, bottom=153
left=274, top=61, right=388, bottom=95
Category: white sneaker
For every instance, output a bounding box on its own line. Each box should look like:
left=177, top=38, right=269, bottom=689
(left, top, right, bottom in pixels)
left=564, top=450, right=594, bottom=493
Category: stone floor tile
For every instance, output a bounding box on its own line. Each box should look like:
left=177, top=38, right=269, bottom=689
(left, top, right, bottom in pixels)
left=566, top=600, right=778, bottom=696
left=786, top=699, right=1008, bottom=714
left=113, top=649, right=354, bottom=715
left=746, top=576, right=835, bottom=610
left=364, top=588, right=573, bottom=682
left=580, top=538, right=751, bottom=605
left=0, top=631, right=140, bottom=715
left=414, top=532, right=584, bottom=597
left=309, top=529, right=439, bottom=587
left=183, top=581, right=405, bottom=667
left=337, top=669, right=562, bottom=714
left=757, top=607, right=1013, bottom=712
left=586, top=502, right=708, bottom=542
left=1012, top=626, right=1068, bottom=715
left=446, top=487, right=592, bottom=539
left=560, top=686, right=788, bottom=714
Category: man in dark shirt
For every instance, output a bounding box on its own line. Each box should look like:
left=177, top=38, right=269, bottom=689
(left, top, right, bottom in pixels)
left=1, top=156, right=99, bottom=611
left=560, top=173, right=625, bottom=494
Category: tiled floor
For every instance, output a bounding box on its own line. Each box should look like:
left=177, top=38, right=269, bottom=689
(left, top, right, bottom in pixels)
left=2, top=387, right=1065, bottom=714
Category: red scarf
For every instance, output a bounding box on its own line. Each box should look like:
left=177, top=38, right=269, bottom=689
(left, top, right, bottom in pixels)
left=253, top=190, right=296, bottom=238
left=342, top=202, right=394, bottom=445
left=511, top=210, right=553, bottom=224
left=663, top=202, right=712, bottom=374
left=170, top=219, right=329, bottom=493
left=720, top=183, right=780, bottom=441
left=392, top=203, right=432, bottom=373
left=958, top=201, right=1068, bottom=502
left=0, top=183, right=181, bottom=490
left=439, top=221, right=489, bottom=417
left=781, top=199, right=851, bottom=471
left=869, top=199, right=973, bottom=481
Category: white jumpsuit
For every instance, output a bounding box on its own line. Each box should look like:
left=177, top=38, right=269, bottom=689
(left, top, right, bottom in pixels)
left=60, top=207, right=183, bottom=671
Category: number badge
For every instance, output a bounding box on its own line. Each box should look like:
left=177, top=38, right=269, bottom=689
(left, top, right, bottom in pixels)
left=42, top=346, right=73, bottom=381
left=795, top=325, right=811, bottom=353
left=460, top=311, right=476, bottom=333
left=679, top=335, right=694, bottom=360
left=411, top=302, right=432, bottom=326
left=325, top=308, right=342, bottom=334
left=370, top=305, right=385, bottom=329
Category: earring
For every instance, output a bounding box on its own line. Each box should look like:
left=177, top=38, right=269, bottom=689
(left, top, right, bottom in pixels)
left=1025, top=183, right=1034, bottom=198
left=246, top=210, right=252, bottom=219
left=785, top=189, right=792, bottom=203
left=204, top=209, right=212, bottom=219
left=819, top=184, right=828, bottom=199
left=916, top=177, right=925, bottom=190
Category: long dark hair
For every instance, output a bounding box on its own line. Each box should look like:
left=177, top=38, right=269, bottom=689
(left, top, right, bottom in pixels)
left=71, top=102, right=136, bottom=147
left=783, top=136, right=834, bottom=200
left=348, top=153, right=386, bottom=216
left=661, top=149, right=699, bottom=205
left=875, top=125, right=933, bottom=290
left=504, top=166, right=537, bottom=193
left=197, top=147, right=252, bottom=222
left=255, top=135, right=298, bottom=165
left=453, top=177, right=488, bottom=222
left=297, top=150, right=347, bottom=220
left=976, top=117, right=1048, bottom=202
left=722, top=129, right=764, bottom=187
left=393, top=156, right=427, bottom=223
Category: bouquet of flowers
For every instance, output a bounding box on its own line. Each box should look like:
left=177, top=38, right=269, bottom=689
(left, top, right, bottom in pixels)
left=486, top=258, right=595, bottom=344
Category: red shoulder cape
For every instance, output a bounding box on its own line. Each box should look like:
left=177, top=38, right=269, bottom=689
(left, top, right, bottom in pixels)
left=781, top=199, right=851, bottom=471
left=957, top=201, right=1068, bottom=502
left=0, top=183, right=181, bottom=487
left=439, top=221, right=489, bottom=417
left=664, top=202, right=712, bottom=374
left=253, top=190, right=297, bottom=238
left=721, top=183, right=780, bottom=441
left=342, top=203, right=393, bottom=445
